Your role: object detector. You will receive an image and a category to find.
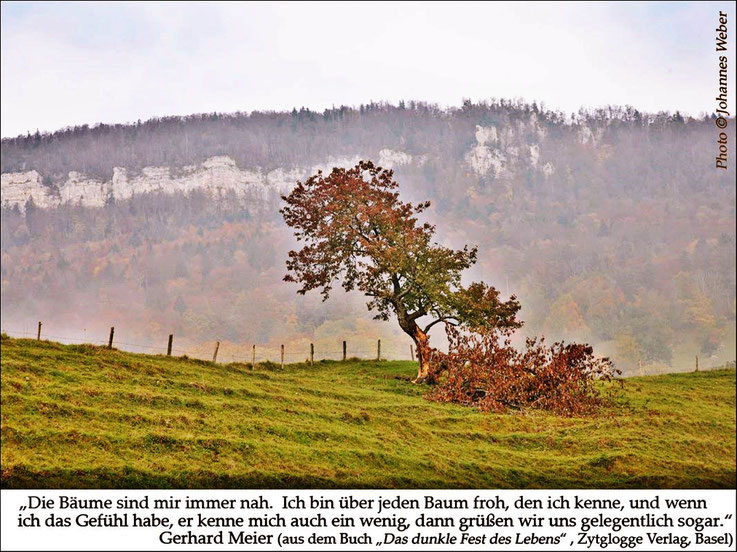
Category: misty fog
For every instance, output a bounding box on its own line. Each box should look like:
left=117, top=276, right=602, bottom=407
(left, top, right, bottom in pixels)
left=1, top=100, right=735, bottom=374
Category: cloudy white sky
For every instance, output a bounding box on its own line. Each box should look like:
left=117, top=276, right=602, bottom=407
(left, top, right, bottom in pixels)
left=1, top=1, right=734, bottom=137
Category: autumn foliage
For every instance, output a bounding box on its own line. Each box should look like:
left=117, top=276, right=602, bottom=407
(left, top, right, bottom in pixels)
left=427, top=325, right=620, bottom=416
left=281, top=161, right=620, bottom=412
left=280, top=161, right=520, bottom=383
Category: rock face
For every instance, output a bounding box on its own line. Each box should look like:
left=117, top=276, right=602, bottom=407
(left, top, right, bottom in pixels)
left=0, top=171, right=56, bottom=209
left=528, top=144, right=540, bottom=167
left=378, top=149, right=412, bottom=168
left=466, top=142, right=506, bottom=177
left=465, top=117, right=553, bottom=179
left=2, top=126, right=557, bottom=211
left=475, top=125, right=498, bottom=146
left=61, top=171, right=107, bottom=207
left=1, top=155, right=363, bottom=212
left=542, top=161, right=555, bottom=178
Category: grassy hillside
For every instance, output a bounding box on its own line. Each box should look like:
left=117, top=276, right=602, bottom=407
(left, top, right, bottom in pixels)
left=1, top=335, right=735, bottom=489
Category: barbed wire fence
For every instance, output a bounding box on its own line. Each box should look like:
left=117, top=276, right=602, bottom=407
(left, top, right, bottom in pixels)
left=0, top=321, right=418, bottom=368
left=2, top=322, right=733, bottom=375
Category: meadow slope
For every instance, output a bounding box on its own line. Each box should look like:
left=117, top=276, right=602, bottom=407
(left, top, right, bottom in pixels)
left=1, top=335, right=735, bottom=489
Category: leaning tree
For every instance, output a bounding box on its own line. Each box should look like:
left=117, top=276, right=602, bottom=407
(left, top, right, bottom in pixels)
left=280, top=161, right=521, bottom=382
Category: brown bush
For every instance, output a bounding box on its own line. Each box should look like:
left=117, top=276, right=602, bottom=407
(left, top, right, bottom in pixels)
left=426, top=325, right=619, bottom=416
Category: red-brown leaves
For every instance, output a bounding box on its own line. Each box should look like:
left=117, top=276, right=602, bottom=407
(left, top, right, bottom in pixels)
left=281, top=160, right=525, bottom=382
left=280, top=161, right=433, bottom=303
left=427, top=325, right=620, bottom=416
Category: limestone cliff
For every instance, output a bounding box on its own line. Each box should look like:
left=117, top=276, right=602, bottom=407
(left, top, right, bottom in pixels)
left=2, top=118, right=555, bottom=212
left=1, top=155, right=364, bottom=211
left=464, top=113, right=554, bottom=179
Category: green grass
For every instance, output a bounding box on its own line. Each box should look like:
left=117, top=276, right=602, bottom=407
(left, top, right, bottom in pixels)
left=1, top=335, right=735, bottom=489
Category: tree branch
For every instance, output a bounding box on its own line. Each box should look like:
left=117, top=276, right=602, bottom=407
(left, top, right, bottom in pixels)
left=423, top=316, right=459, bottom=334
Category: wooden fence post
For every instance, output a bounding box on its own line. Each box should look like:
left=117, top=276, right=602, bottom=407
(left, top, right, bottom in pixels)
left=212, top=341, right=220, bottom=363
left=167, top=334, right=173, bottom=356
left=310, top=343, right=314, bottom=365
left=251, top=345, right=256, bottom=370
left=281, top=344, right=285, bottom=369
left=695, top=355, right=699, bottom=372
left=108, top=327, right=115, bottom=349
left=37, top=321, right=42, bottom=340
left=410, top=344, right=414, bottom=361
left=342, top=340, right=347, bottom=361
left=377, top=339, right=381, bottom=361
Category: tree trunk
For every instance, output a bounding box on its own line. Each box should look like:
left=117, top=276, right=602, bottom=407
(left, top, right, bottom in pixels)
left=396, top=306, right=435, bottom=383
left=412, top=326, right=432, bottom=383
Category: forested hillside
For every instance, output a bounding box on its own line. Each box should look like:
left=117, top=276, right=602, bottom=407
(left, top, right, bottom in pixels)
left=1, top=101, right=735, bottom=373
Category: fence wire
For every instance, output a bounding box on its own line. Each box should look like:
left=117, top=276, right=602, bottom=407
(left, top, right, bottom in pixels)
left=1, top=325, right=732, bottom=377
left=0, top=326, right=414, bottom=365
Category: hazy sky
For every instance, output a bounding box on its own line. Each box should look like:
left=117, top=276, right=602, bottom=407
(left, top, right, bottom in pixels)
left=1, top=1, right=734, bottom=137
